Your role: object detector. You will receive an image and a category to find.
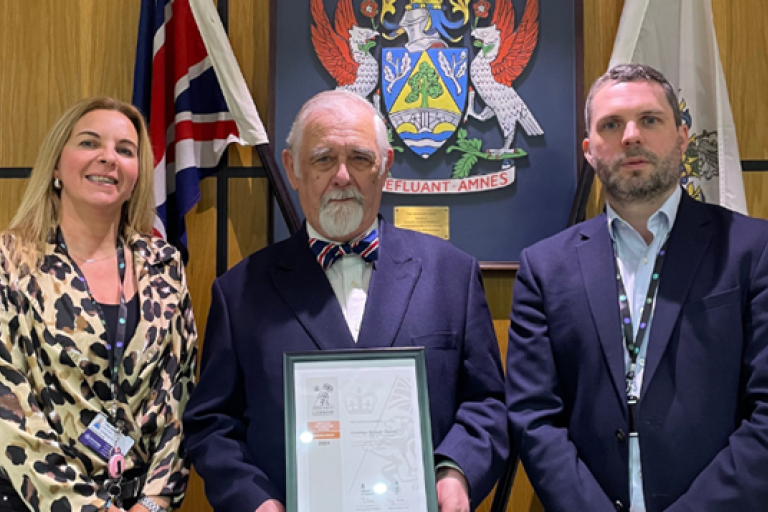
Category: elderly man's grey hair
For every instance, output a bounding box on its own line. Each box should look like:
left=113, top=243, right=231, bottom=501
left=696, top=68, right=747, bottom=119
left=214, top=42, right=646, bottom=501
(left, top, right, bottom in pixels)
left=285, top=90, right=391, bottom=177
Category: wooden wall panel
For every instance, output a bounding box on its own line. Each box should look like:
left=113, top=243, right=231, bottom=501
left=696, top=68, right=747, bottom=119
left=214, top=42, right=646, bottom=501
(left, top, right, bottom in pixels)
left=181, top=180, right=217, bottom=512
left=582, top=0, right=625, bottom=97
left=0, top=1, right=138, bottom=168
left=227, top=178, right=270, bottom=265
left=0, top=181, right=32, bottom=230
left=743, top=173, right=768, bottom=220
left=714, top=0, right=768, bottom=161
left=77, top=1, right=141, bottom=100
left=0, top=1, right=74, bottom=166
left=711, top=0, right=768, bottom=219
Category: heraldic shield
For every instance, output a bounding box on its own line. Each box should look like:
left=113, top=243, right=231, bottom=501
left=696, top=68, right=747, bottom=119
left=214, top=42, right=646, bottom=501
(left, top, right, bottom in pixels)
left=382, top=47, right=468, bottom=159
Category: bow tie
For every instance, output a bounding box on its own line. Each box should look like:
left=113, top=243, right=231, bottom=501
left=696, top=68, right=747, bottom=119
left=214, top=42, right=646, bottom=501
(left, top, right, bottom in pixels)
left=309, top=229, right=380, bottom=271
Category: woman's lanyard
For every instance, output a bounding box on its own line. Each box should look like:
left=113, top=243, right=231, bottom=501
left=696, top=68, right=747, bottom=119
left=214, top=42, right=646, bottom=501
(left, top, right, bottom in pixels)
left=56, top=229, right=129, bottom=427
left=612, top=238, right=669, bottom=435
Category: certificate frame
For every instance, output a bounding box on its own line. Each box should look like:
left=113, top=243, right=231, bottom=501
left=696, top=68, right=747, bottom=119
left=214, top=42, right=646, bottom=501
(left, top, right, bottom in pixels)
left=284, top=348, right=438, bottom=512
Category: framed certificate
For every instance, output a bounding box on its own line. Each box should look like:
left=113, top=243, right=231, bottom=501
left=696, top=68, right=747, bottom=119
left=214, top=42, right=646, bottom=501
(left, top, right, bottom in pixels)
left=284, top=348, right=438, bottom=512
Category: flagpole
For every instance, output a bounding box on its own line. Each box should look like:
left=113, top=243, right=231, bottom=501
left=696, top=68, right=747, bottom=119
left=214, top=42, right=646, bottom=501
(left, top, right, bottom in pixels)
left=489, top=450, right=519, bottom=512
left=212, top=0, right=300, bottom=278
left=214, top=0, right=300, bottom=236
left=255, top=144, right=301, bottom=235
left=567, top=159, right=595, bottom=227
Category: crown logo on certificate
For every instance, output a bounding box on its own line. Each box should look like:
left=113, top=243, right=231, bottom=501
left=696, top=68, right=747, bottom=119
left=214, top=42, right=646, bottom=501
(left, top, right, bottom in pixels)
left=344, top=387, right=378, bottom=414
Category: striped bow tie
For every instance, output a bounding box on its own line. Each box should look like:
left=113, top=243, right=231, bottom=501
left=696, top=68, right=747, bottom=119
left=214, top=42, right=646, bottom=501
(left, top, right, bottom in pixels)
left=309, top=229, right=380, bottom=271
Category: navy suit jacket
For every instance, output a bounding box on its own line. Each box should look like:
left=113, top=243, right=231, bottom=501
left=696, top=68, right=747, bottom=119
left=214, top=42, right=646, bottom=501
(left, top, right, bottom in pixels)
left=184, top=219, right=508, bottom=511
left=507, top=191, right=768, bottom=512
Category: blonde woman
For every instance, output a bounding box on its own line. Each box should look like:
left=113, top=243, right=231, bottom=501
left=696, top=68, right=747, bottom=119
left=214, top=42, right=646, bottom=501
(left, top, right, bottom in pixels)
left=0, top=97, right=197, bottom=512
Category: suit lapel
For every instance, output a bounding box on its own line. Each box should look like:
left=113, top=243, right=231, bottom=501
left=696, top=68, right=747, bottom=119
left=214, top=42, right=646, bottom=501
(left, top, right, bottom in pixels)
left=356, top=220, right=421, bottom=349
left=271, top=227, right=357, bottom=350
left=577, top=215, right=627, bottom=403
left=642, top=193, right=713, bottom=392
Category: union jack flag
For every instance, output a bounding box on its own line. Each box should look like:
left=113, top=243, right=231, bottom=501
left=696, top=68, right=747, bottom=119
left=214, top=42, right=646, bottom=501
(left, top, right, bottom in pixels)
left=132, top=0, right=268, bottom=249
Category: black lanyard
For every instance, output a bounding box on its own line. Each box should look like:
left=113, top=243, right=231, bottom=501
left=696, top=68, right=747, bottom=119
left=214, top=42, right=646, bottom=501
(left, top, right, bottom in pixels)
left=612, top=238, right=668, bottom=433
left=56, top=229, right=129, bottom=425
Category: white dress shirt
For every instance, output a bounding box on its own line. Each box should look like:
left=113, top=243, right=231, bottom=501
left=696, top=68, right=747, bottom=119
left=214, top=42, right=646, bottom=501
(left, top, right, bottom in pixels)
left=605, top=186, right=682, bottom=512
left=306, top=220, right=378, bottom=342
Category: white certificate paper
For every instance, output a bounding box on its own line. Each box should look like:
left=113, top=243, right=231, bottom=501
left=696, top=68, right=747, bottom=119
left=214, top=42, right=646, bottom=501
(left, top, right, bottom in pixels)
left=292, top=358, right=430, bottom=512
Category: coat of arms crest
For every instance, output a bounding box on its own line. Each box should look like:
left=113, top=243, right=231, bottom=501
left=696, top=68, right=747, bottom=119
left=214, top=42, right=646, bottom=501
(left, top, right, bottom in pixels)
left=310, top=0, right=542, bottom=194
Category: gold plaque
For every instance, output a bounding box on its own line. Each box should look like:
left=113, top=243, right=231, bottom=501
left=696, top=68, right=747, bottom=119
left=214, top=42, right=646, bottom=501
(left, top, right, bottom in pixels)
left=393, top=207, right=450, bottom=240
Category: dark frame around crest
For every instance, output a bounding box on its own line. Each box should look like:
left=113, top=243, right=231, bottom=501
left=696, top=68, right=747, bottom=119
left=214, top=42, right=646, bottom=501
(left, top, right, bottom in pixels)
left=269, top=0, right=585, bottom=269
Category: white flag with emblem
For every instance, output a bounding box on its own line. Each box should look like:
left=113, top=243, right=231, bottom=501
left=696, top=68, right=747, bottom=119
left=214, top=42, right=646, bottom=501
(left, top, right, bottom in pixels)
left=609, top=0, right=747, bottom=214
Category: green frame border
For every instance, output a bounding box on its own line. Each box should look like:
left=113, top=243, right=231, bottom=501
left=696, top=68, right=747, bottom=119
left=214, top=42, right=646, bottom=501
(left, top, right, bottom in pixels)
left=284, top=348, right=438, bottom=512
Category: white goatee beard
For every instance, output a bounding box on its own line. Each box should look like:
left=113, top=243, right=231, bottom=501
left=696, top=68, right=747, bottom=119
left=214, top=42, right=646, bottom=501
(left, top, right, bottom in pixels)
left=319, top=188, right=365, bottom=240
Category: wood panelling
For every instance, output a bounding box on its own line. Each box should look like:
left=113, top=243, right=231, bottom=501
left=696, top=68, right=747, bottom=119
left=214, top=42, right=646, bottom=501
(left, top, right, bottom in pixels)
left=714, top=0, right=768, bottom=161
left=78, top=2, right=142, bottom=100
left=582, top=0, right=625, bottom=101
left=181, top=177, right=217, bottom=512
left=0, top=1, right=139, bottom=167
left=227, top=177, right=270, bottom=265
left=0, top=180, right=31, bottom=228
left=712, top=0, right=768, bottom=218
left=0, top=1, right=766, bottom=512
left=743, top=173, right=768, bottom=219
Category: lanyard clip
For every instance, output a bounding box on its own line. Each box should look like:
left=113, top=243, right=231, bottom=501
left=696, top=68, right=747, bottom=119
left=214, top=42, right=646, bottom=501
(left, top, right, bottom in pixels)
left=627, top=397, right=639, bottom=436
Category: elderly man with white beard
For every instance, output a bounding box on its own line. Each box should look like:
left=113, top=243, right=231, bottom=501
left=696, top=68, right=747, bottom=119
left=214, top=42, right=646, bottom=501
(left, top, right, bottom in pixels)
left=183, top=90, right=508, bottom=512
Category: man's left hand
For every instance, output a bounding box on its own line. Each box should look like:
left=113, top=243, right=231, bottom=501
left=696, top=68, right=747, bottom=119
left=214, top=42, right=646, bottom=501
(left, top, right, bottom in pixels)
left=436, top=467, right=470, bottom=512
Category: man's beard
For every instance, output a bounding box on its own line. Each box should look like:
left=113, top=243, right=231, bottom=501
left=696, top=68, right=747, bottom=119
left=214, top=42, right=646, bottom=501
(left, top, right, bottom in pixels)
left=595, top=144, right=682, bottom=205
left=319, top=188, right=365, bottom=240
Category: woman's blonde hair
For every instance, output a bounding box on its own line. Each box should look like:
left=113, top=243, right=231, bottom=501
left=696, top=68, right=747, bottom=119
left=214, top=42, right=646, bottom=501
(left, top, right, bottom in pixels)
left=7, top=97, right=155, bottom=267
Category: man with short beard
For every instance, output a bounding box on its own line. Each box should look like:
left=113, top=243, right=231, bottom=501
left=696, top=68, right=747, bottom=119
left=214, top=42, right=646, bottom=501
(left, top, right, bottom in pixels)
left=506, top=63, right=768, bottom=512
left=184, top=90, right=508, bottom=512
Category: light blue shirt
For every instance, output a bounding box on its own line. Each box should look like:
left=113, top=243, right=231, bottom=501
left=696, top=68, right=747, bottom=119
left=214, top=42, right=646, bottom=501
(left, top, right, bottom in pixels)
left=605, top=186, right=682, bottom=512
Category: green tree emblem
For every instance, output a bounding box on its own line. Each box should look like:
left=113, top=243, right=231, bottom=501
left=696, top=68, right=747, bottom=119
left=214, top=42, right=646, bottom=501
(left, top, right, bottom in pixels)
left=405, top=62, right=443, bottom=108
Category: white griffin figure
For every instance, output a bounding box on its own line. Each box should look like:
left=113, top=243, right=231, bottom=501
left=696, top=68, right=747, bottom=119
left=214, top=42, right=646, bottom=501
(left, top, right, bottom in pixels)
left=467, top=0, right=543, bottom=155
left=311, top=0, right=380, bottom=108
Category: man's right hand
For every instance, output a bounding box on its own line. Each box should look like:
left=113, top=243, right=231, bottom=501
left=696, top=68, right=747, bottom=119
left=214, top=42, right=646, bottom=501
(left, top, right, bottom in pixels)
left=255, top=499, right=285, bottom=512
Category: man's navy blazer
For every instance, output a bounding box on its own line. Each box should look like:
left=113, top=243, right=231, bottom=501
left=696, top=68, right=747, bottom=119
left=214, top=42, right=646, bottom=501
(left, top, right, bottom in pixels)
left=507, top=190, right=768, bottom=512
left=184, top=219, right=508, bottom=511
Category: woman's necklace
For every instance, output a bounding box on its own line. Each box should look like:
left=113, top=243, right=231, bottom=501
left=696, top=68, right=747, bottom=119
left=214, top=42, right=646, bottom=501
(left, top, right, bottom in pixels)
left=70, top=250, right=117, bottom=265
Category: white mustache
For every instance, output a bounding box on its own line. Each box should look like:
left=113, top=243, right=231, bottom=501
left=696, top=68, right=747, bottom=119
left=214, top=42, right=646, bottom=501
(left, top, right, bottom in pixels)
left=321, top=188, right=364, bottom=207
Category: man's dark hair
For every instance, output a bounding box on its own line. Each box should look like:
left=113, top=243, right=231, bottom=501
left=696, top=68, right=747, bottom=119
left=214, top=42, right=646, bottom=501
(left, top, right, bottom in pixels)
left=584, top=64, right=682, bottom=135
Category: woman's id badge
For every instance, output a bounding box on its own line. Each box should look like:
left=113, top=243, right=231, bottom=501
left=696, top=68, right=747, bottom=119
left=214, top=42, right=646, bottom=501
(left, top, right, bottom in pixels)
left=78, top=413, right=134, bottom=461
